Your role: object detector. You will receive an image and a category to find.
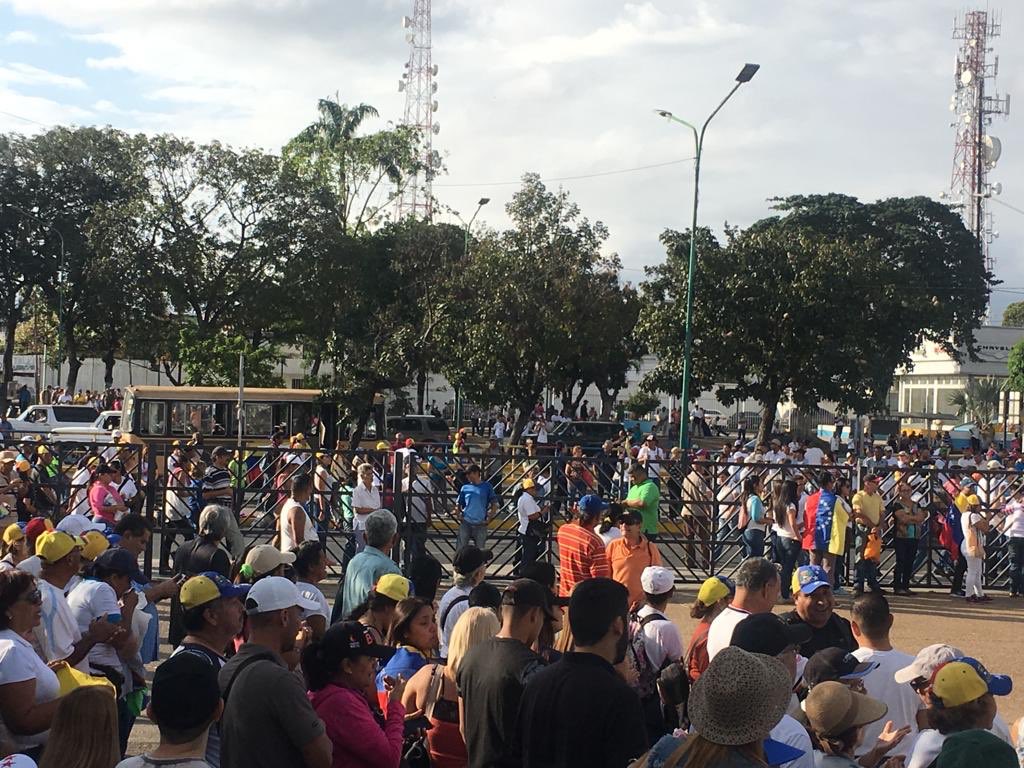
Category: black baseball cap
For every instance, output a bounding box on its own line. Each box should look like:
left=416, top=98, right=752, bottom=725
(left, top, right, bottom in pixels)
left=94, top=547, right=146, bottom=583
left=151, top=652, right=221, bottom=732
left=804, top=647, right=879, bottom=688
left=453, top=545, right=492, bottom=575
left=730, top=613, right=812, bottom=657
left=322, top=621, right=395, bottom=661
left=501, top=578, right=562, bottom=618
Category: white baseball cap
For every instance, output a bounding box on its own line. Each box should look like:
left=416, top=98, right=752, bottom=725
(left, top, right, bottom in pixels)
left=894, top=643, right=964, bottom=684
left=56, top=515, right=106, bottom=537
left=640, top=566, right=675, bottom=596
left=0, top=754, right=39, bottom=768
left=244, top=576, right=320, bottom=616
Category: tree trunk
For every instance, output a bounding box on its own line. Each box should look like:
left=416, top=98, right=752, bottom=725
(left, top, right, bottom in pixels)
left=63, top=325, right=83, bottom=393
left=416, top=369, right=427, bottom=414
left=309, top=354, right=322, bottom=379
left=509, top=399, right=537, bottom=445
left=570, top=382, right=589, bottom=413
left=756, top=397, right=779, bottom=445
left=161, top=360, right=182, bottom=386
left=101, top=348, right=116, bottom=388
left=1, top=312, right=17, bottom=414
left=598, top=388, right=619, bottom=419
left=560, top=386, right=573, bottom=415
left=349, top=409, right=371, bottom=449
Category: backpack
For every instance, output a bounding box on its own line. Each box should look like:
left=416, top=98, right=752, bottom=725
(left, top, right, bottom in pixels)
left=625, top=610, right=672, bottom=700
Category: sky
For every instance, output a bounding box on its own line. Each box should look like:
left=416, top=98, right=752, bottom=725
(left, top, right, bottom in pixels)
left=1, top=0, right=1022, bottom=319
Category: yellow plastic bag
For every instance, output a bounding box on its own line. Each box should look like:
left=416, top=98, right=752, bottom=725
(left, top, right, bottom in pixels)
left=53, top=662, right=116, bottom=697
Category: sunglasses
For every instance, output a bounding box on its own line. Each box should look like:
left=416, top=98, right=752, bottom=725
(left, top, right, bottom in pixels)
left=909, top=678, right=930, bottom=694
left=19, top=589, right=42, bottom=607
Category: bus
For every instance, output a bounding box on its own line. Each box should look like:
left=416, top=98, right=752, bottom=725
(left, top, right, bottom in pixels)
left=120, top=386, right=340, bottom=449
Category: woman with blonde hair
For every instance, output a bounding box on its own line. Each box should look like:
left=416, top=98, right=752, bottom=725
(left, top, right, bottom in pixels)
left=402, top=607, right=500, bottom=768
left=37, top=687, right=119, bottom=768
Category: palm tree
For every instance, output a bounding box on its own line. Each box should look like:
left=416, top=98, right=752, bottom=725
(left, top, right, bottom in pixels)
left=947, top=377, right=1002, bottom=426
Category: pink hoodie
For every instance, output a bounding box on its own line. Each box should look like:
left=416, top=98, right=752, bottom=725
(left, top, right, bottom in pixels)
left=308, top=683, right=406, bottom=768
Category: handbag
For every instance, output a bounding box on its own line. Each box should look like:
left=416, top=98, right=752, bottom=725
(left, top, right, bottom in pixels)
left=864, top=530, right=882, bottom=562
left=401, top=665, right=442, bottom=768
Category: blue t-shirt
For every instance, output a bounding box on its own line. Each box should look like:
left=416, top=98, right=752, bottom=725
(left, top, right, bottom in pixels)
left=458, top=481, right=497, bottom=524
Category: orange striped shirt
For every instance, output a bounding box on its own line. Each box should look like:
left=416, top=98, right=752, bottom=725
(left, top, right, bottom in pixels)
left=557, top=523, right=611, bottom=597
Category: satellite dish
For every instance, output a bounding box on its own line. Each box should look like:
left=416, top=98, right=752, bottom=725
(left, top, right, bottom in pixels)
left=405, top=32, right=415, bottom=43
left=401, top=16, right=412, bottom=28
left=432, top=123, right=440, bottom=134
left=431, top=82, right=438, bottom=93
left=431, top=100, right=438, bottom=112
left=983, top=135, right=1002, bottom=165
left=961, top=69, right=973, bottom=85
left=431, top=64, right=438, bottom=76
left=398, top=81, right=406, bottom=92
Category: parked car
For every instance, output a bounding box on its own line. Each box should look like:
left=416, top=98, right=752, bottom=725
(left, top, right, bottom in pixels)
left=49, top=410, right=122, bottom=444
left=727, top=411, right=762, bottom=432
left=384, top=414, right=451, bottom=445
left=550, top=421, right=626, bottom=453
left=4, top=404, right=100, bottom=439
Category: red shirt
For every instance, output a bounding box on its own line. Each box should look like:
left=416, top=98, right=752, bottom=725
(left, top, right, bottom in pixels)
left=556, top=522, right=611, bottom=596
left=686, top=620, right=712, bottom=682
left=801, top=490, right=821, bottom=551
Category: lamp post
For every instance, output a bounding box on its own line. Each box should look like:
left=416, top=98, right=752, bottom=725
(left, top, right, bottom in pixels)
left=452, top=198, right=489, bottom=429
left=655, top=62, right=759, bottom=451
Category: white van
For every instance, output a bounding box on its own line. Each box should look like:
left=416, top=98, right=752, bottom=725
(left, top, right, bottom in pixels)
left=5, top=404, right=100, bottom=438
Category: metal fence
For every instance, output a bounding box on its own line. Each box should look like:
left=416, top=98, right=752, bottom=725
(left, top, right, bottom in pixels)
left=11, top=438, right=1021, bottom=590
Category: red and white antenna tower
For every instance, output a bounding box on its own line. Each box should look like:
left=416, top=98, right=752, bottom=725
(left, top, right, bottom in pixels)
left=948, top=9, right=1010, bottom=277
left=397, top=0, right=439, bottom=220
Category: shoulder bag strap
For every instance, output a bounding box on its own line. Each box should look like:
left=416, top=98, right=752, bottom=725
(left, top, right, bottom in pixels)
left=222, top=652, right=276, bottom=703
left=440, top=595, right=470, bottom=632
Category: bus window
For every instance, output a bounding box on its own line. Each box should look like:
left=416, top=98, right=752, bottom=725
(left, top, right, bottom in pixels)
left=273, top=404, right=290, bottom=434
left=243, top=403, right=273, bottom=437
left=171, top=403, right=216, bottom=435
left=211, top=403, right=228, bottom=435
left=139, top=402, right=166, bottom=436
left=290, top=403, right=312, bottom=437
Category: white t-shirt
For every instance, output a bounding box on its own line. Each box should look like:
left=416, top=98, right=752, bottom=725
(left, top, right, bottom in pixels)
left=638, top=445, right=665, bottom=477
left=0, top=628, right=61, bottom=749
left=773, top=502, right=800, bottom=540
left=804, top=447, right=825, bottom=465
left=961, top=510, right=985, bottom=551
left=771, top=713, right=814, bottom=768
left=350, top=483, right=381, bottom=530
left=636, top=605, right=684, bottom=670
left=851, top=647, right=920, bottom=758
left=33, top=578, right=90, bottom=673
left=906, top=717, right=1012, bottom=768
left=69, top=466, right=92, bottom=515
left=16, top=555, right=41, bottom=577
left=67, top=579, right=123, bottom=671
left=494, top=422, right=506, bottom=439
left=706, top=605, right=751, bottom=661
left=765, top=450, right=787, bottom=463
left=437, top=584, right=472, bottom=658
left=279, top=498, right=317, bottom=552
left=599, top=526, right=622, bottom=546
left=296, top=581, right=329, bottom=622
left=517, top=493, right=541, bottom=535
left=404, top=475, right=431, bottom=524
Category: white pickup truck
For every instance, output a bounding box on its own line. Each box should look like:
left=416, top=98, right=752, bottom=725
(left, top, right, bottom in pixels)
left=4, top=404, right=101, bottom=439
left=49, top=410, right=122, bottom=444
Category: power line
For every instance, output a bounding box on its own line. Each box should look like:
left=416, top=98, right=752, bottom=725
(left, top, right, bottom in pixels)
left=0, top=109, right=51, bottom=127
left=433, top=157, right=696, bottom=188
left=990, top=198, right=1024, bottom=217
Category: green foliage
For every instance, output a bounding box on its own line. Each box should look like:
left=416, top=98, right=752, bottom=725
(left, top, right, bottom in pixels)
left=1002, top=301, right=1024, bottom=328
left=176, top=327, right=281, bottom=388
left=624, top=391, right=660, bottom=419
left=1005, top=340, right=1024, bottom=394
left=946, top=377, right=1001, bottom=426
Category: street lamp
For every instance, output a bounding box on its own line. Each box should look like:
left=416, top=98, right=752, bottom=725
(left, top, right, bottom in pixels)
left=655, top=62, right=759, bottom=450
left=463, top=197, right=490, bottom=255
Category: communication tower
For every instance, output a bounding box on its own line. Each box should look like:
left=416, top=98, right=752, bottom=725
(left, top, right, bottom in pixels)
left=397, top=0, right=440, bottom=220
left=948, top=9, right=1010, bottom=276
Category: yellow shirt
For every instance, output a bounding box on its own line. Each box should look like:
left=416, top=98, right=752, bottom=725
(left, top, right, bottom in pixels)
left=852, top=490, right=883, bottom=526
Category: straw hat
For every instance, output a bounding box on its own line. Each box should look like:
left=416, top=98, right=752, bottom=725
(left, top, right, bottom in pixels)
left=688, top=646, right=792, bottom=746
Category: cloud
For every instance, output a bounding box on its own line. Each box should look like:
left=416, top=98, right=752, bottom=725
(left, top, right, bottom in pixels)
left=0, top=61, right=86, bottom=89
left=3, top=30, right=38, bottom=44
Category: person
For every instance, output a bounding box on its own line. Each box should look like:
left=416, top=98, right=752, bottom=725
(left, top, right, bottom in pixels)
left=851, top=476, right=884, bottom=596
left=596, top=502, right=622, bottom=547
left=685, top=575, right=734, bottom=683
left=171, top=573, right=249, bottom=768
left=438, top=545, right=491, bottom=658
left=906, top=657, right=1012, bottom=768
left=292, top=540, right=330, bottom=641
left=332, top=509, right=401, bottom=623
left=456, top=579, right=548, bottom=768
left=512, top=578, right=647, bottom=768
left=173, top=506, right=232, bottom=583
left=804, top=681, right=893, bottom=768
left=402, top=607, right=500, bottom=768
left=848, top=593, right=922, bottom=761
left=38, top=687, right=119, bottom=768
left=218, top=577, right=329, bottom=768
left=960, top=493, right=991, bottom=602
left=773, top=479, right=802, bottom=600
left=727, top=612, right=814, bottom=768
left=0, top=524, right=27, bottom=572
left=628, top=566, right=684, bottom=743
left=117, top=651, right=225, bottom=768
left=0, top=570, right=62, bottom=757
left=347, top=574, right=409, bottom=645
left=780, top=565, right=855, bottom=658
left=349, top=463, right=380, bottom=558
left=738, top=475, right=771, bottom=558
left=706, top=557, right=780, bottom=661
left=407, top=554, right=442, bottom=605
left=1000, top=487, right=1024, bottom=597
left=623, top=463, right=661, bottom=542
left=516, top=477, right=549, bottom=572
left=934, top=729, right=1018, bottom=768
left=606, top=509, right=662, bottom=611
left=891, top=480, right=928, bottom=596
left=376, top=597, right=438, bottom=706
left=811, top=473, right=839, bottom=576
left=302, top=621, right=405, bottom=768
left=280, top=473, right=318, bottom=553
left=635, top=647, right=795, bottom=768
left=455, top=464, right=497, bottom=551
left=402, top=460, right=432, bottom=566
left=239, top=544, right=293, bottom=586
left=202, top=447, right=233, bottom=508
left=88, top=465, right=128, bottom=527
left=556, top=494, right=611, bottom=598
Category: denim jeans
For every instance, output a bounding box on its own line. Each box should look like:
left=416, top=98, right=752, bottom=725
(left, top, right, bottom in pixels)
left=458, top=520, right=488, bottom=550
left=741, top=528, right=765, bottom=559
left=774, top=537, right=801, bottom=598
left=855, top=559, right=881, bottom=592
left=1008, top=537, right=1024, bottom=595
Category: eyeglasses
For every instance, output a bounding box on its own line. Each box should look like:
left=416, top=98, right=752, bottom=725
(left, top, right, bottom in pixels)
left=18, top=589, right=42, bottom=607
left=909, top=678, right=930, bottom=694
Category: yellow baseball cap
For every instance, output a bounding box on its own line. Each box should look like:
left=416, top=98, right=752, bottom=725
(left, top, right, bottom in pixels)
left=2, top=524, right=24, bottom=546
left=79, top=530, right=110, bottom=561
left=697, top=575, right=735, bottom=607
left=180, top=572, right=251, bottom=610
left=375, top=574, right=410, bottom=602
left=375, top=441, right=390, bottom=451
left=931, top=658, right=1012, bottom=708
left=36, top=531, right=83, bottom=563
left=522, top=477, right=536, bottom=490
left=15, top=459, right=30, bottom=473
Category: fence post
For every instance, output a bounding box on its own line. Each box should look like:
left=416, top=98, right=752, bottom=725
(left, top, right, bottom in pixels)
left=144, top=443, right=158, bottom=579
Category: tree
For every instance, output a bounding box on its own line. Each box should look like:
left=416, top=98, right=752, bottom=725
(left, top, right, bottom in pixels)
left=639, top=194, right=990, bottom=443
left=947, top=377, right=1001, bottom=426
left=175, top=327, right=281, bottom=387
left=440, top=174, right=619, bottom=443
left=1002, top=301, right=1024, bottom=328
left=624, top=391, right=660, bottom=419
